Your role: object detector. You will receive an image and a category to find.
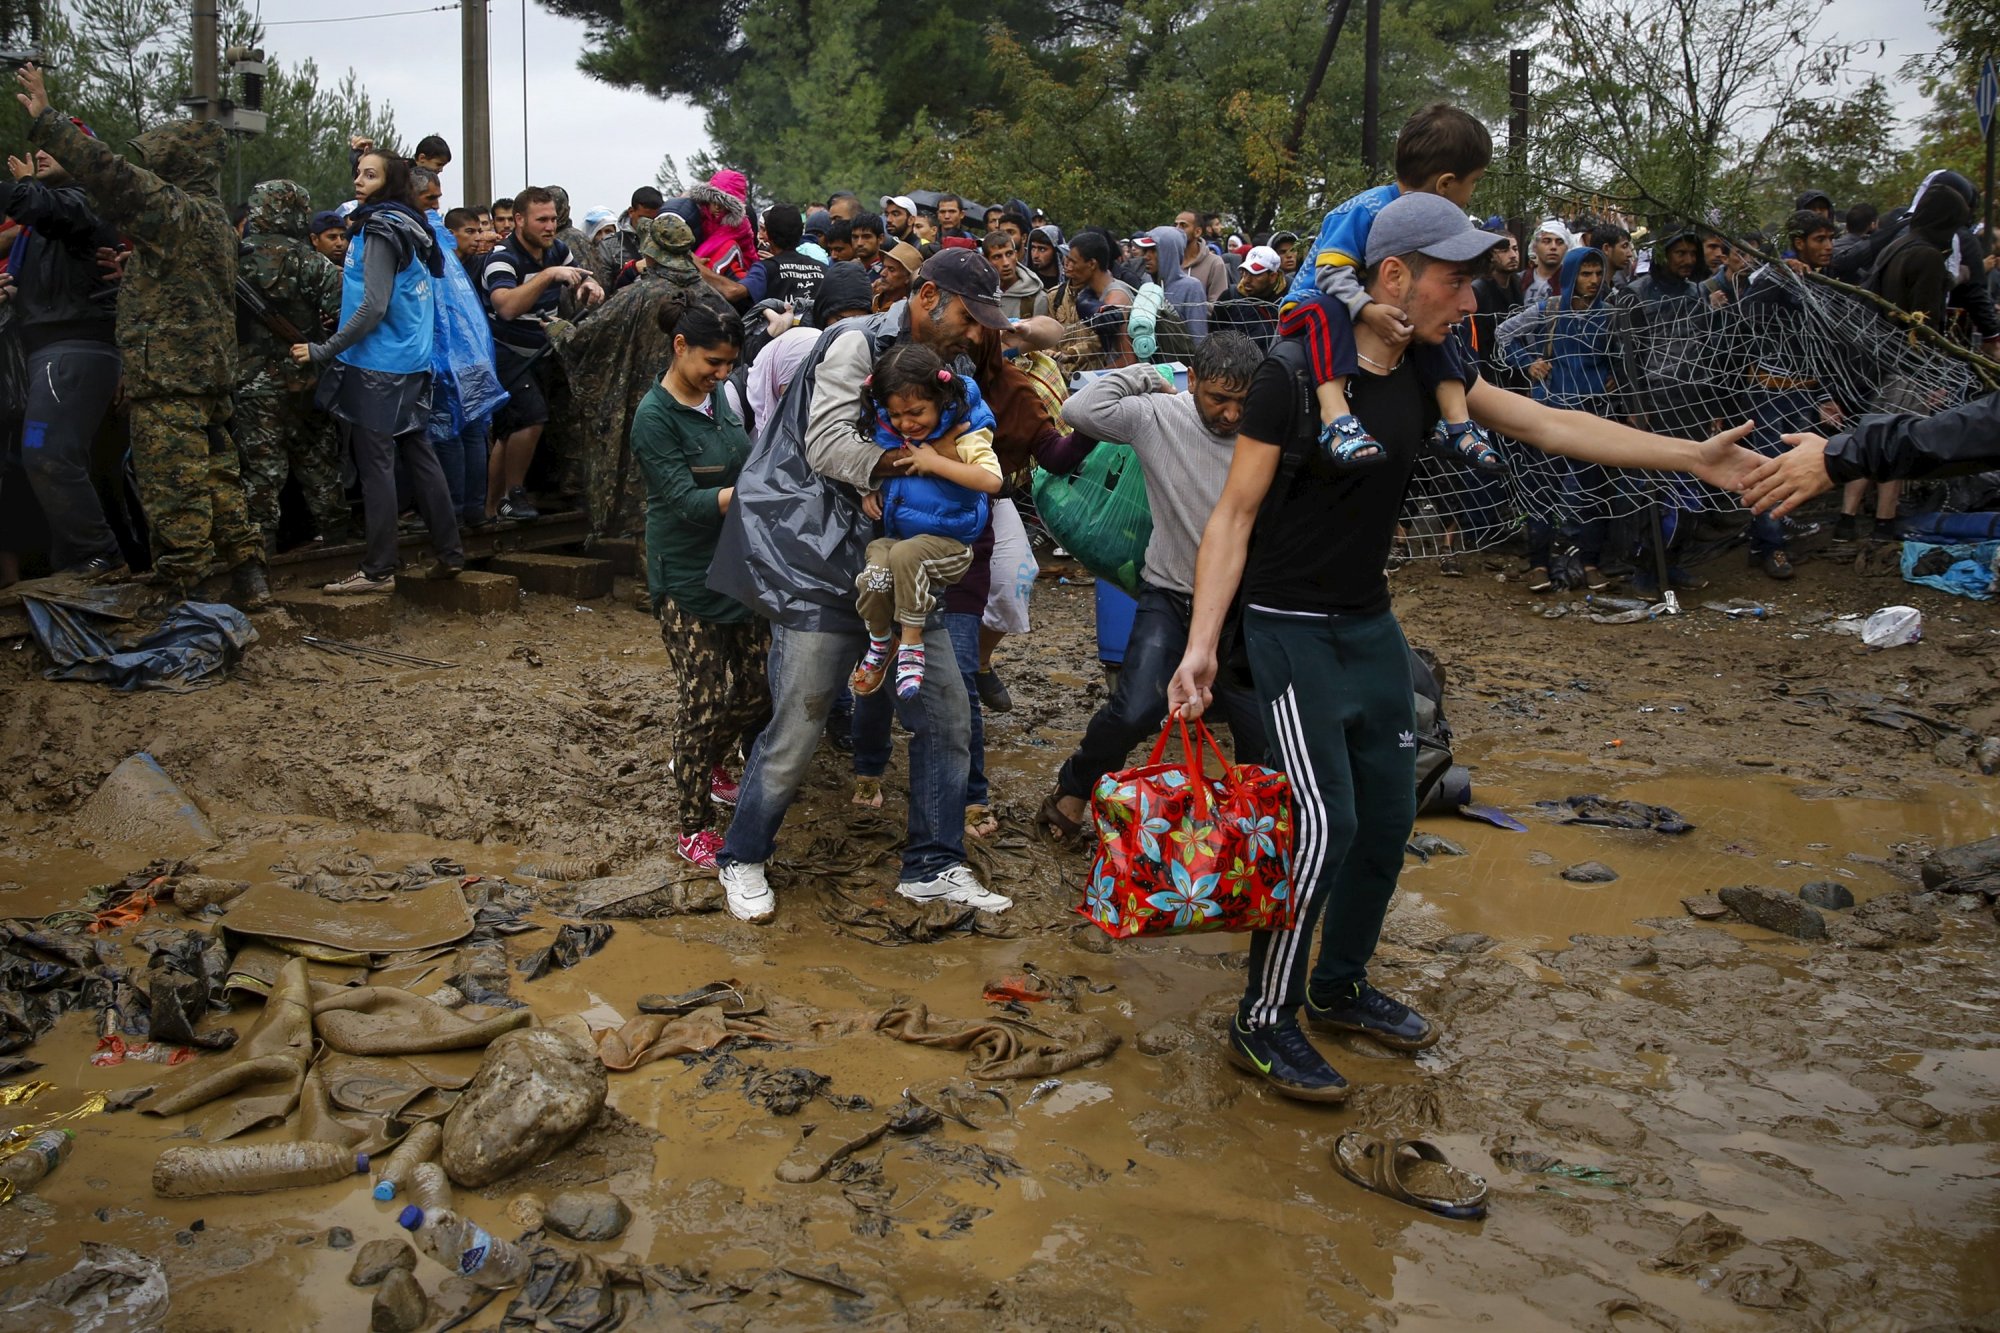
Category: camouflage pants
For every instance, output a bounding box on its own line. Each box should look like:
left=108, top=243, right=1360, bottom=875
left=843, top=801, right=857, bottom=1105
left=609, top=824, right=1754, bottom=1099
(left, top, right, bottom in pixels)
left=658, top=601, right=771, bottom=833
left=236, top=390, right=348, bottom=540
left=129, top=393, right=261, bottom=584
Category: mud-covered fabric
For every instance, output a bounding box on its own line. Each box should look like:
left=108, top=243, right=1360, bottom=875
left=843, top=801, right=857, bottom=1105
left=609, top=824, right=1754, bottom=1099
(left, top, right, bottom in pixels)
left=238, top=179, right=341, bottom=397
left=30, top=112, right=236, bottom=398
left=657, top=603, right=770, bottom=833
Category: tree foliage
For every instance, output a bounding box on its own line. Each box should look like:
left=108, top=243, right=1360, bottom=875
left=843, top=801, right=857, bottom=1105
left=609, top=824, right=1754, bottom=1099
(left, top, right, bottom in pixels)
left=26, top=0, right=397, bottom=210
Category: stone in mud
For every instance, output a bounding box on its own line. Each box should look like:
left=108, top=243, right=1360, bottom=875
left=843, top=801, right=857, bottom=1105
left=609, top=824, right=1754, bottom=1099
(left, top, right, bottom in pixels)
left=169, top=874, right=249, bottom=911
left=348, top=1239, right=416, bottom=1287
left=1849, top=891, right=1941, bottom=945
left=441, top=1028, right=606, bottom=1188
left=370, top=1267, right=428, bottom=1333
left=1682, top=894, right=1731, bottom=920
left=542, top=1189, right=630, bottom=1241
left=1882, top=1096, right=1943, bottom=1129
left=326, top=1227, right=354, bottom=1250
left=1717, top=885, right=1827, bottom=940
left=1919, top=834, right=2000, bottom=894
left=1797, top=881, right=1854, bottom=911
left=1560, top=861, right=1619, bottom=884
left=1135, top=1022, right=1190, bottom=1056
left=1436, top=932, right=1494, bottom=955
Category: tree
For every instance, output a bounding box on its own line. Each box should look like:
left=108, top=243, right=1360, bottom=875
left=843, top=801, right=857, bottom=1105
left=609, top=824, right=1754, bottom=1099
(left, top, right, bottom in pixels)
left=1758, top=77, right=1913, bottom=218
left=29, top=0, right=397, bottom=210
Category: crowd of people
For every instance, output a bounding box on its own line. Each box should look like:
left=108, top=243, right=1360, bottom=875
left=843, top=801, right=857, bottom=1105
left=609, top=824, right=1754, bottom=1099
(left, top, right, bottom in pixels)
left=3, top=67, right=1997, bottom=1102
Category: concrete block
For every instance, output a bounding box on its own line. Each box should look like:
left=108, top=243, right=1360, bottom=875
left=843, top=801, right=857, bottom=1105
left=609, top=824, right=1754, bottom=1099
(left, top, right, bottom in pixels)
left=396, top=569, right=520, bottom=616
left=272, top=590, right=397, bottom=638
left=488, top=553, right=615, bottom=600
left=589, top=538, right=639, bottom=575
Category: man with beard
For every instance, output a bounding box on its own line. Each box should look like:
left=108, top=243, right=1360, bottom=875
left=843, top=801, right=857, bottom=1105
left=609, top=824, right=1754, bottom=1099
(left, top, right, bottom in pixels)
left=705, top=250, right=1018, bottom=925
left=1034, top=332, right=1268, bottom=842
left=1210, top=245, right=1284, bottom=345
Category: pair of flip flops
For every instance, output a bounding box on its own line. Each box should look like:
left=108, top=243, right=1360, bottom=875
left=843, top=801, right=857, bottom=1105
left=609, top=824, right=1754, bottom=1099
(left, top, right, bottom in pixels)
left=1333, top=1132, right=1489, bottom=1220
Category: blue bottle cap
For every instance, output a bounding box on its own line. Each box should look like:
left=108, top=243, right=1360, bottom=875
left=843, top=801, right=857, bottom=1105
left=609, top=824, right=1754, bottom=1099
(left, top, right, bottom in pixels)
left=355, top=1153, right=370, bottom=1173
left=373, top=1181, right=396, bottom=1201
left=397, top=1204, right=423, bottom=1230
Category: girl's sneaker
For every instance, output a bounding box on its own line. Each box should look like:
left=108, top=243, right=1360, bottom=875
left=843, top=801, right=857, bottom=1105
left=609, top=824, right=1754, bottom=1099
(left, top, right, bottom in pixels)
left=1431, top=419, right=1505, bottom=473
left=676, top=829, right=724, bottom=869
left=709, top=766, right=740, bottom=807
left=850, top=634, right=893, bottom=696
left=894, top=643, right=925, bottom=701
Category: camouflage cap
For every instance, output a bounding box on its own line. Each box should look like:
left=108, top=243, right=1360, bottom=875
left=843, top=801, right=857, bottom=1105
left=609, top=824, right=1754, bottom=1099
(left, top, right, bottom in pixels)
left=638, top=213, right=699, bottom=286
left=247, top=179, right=313, bottom=239
left=128, top=119, right=227, bottom=196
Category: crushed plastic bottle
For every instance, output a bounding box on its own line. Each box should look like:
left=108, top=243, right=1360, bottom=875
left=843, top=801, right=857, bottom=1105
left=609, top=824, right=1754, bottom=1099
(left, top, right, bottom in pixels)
left=153, top=1142, right=369, bottom=1198
left=408, top=1160, right=453, bottom=1212
left=1860, top=605, right=1922, bottom=648
left=0, top=1129, right=73, bottom=1193
left=398, top=1205, right=532, bottom=1288
left=371, top=1121, right=442, bottom=1201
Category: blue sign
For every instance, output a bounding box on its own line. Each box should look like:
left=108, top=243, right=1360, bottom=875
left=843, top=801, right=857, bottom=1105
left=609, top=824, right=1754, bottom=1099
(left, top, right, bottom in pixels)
left=1980, top=55, right=1999, bottom=138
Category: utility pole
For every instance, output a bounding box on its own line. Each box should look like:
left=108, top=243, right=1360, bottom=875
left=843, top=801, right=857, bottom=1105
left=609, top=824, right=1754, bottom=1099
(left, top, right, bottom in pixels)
left=1509, top=49, right=1530, bottom=221
left=1979, top=55, right=1997, bottom=239
left=190, top=0, right=218, bottom=120
left=461, top=0, right=492, bottom=208
left=1360, top=0, right=1381, bottom=176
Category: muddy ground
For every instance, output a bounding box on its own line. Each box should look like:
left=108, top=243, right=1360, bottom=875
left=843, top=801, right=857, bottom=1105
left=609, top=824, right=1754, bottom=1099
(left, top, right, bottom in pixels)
left=0, top=532, right=1996, bottom=1331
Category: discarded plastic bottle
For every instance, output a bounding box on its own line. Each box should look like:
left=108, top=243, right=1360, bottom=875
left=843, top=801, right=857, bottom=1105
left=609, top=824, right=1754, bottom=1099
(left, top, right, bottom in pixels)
left=408, top=1160, right=453, bottom=1212
left=513, top=856, right=608, bottom=882
left=0, top=1129, right=73, bottom=1192
left=152, top=1142, right=369, bottom=1199
left=1584, top=594, right=1650, bottom=612
left=398, top=1205, right=532, bottom=1288
left=371, top=1121, right=442, bottom=1201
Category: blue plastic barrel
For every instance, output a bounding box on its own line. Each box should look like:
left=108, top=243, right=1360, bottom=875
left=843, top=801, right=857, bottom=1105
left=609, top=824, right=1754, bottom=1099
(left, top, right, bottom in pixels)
left=1094, top=581, right=1137, bottom=666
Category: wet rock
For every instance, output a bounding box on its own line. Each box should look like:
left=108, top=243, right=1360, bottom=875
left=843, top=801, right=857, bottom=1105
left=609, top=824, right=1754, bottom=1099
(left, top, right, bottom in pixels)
left=347, top=1239, right=416, bottom=1287
left=1135, top=1022, right=1190, bottom=1056
left=1850, top=891, right=1941, bottom=945
left=1920, top=833, right=2000, bottom=894
left=1560, top=861, right=1619, bottom=884
left=168, top=875, right=249, bottom=912
left=1882, top=1096, right=1943, bottom=1129
left=1436, top=932, right=1494, bottom=955
left=542, top=1190, right=630, bottom=1242
left=326, top=1227, right=354, bottom=1250
left=1797, top=881, right=1853, bottom=911
left=1682, top=894, right=1731, bottom=920
left=441, top=1028, right=606, bottom=1188
left=1717, top=885, right=1827, bottom=940
left=370, top=1267, right=428, bottom=1333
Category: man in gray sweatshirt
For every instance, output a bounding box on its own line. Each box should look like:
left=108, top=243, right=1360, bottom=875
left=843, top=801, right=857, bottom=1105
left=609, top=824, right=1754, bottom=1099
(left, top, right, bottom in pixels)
left=1036, top=331, right=1266, bottom=839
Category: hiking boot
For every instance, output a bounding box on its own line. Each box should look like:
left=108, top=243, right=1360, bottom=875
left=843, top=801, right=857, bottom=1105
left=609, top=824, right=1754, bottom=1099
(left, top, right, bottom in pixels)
left=498, top=487, right=541, bottom=521
left=1305, top=980, right=1439, bottom=1051
left=1223, top=1016, right=1352, bottom=1104
left=324, top=570, right=395, bottom=596
left=231, top=559, right=273, bottom=610
left=1832, top=513, right=1857, bottom=542
left=677, top=829, right=725, bottom=870
left=708, top=766, right=740, bottom=807
left=975, top=668, right=1013, bottom=713
left=717, top=860, right=775, bottom=923
left=1754, top=550, right=1795, bottom=581
left=896, top=864, right=1012, bottom=913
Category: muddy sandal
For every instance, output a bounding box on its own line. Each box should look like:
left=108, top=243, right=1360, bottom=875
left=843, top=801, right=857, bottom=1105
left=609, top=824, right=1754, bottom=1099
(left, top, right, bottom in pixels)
left=636, top=979, right=767, bottom=1018
left=1319, top=415, right=1388, bottom=471
left=1432, top=419, right=1506, bottom=473
left=965, top=803, right=1000, bottom=840
left=1332, top=1132, right=1489, bottom=1220
left=1037, top=790, right=1086, bottom=843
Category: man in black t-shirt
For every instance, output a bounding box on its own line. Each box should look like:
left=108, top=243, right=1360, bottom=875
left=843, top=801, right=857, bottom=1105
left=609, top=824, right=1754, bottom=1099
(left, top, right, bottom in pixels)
left=741, top=204, right=826, bottom=312
left=1167, top=194, right=1766, bottom=1104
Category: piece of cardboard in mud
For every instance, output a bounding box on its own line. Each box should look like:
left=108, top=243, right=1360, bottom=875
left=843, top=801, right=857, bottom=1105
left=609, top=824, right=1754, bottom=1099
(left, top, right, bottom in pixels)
left=221, top=880, right=475, bottom=953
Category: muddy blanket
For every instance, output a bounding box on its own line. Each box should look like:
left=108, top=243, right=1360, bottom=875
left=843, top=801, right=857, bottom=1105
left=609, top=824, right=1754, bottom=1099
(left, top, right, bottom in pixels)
left=24, top=588, right=256, bottom=692
left=874, top=1000, right=1119, bottom=1079
left=590, top=1005, right=794, bottom=1072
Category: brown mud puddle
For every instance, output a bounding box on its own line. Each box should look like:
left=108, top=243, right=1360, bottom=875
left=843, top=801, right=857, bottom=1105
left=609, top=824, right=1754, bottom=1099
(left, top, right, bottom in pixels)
left=1, top=569, right=1997, bottom=1328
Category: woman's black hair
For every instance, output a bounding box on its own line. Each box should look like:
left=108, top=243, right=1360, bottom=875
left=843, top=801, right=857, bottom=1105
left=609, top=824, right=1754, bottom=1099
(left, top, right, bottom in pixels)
left=357, top=149, right=415, bottom=208
left=664, top=300, right=745, bottom=352
left=865, top=342, right=969, bottom=419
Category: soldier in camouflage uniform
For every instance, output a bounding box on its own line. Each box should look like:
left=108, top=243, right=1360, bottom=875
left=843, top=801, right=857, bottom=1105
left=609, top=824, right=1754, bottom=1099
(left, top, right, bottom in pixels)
left=235, top=178, right=349, bottom=546
left=21, top=64, right=268, bottom=605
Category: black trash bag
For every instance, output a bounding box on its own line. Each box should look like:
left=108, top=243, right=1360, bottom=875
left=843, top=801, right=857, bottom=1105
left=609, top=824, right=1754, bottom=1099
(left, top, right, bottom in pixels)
left=1539, top=795, right=1695, bottom=835
left=136, top=928, right=237, bottom=1050
left=0, top=922, right=120, bottom=1054
left=517, top=923, right=613, bottom=982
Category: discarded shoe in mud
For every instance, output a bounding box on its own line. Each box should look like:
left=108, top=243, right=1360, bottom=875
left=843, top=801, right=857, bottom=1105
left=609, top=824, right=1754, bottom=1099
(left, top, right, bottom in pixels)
left=635, top=980, right=766, bottom=1018
left=1331, top=1133, right=1488, bottom=1220
left=774, top=1111, right=890, bottom=1183
left=441, top=1028, right=606, bottom=1187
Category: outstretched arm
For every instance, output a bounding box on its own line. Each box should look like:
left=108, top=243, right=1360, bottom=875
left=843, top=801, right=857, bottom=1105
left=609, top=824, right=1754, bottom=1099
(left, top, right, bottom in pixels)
left=1467, top=373, right=1761, bottom=493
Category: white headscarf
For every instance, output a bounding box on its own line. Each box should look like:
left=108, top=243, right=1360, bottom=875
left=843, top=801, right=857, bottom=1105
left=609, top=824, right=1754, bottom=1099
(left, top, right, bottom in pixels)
left=747, top=325, right=821, bottom=435
left=1907, top=170, right=1965, bottom=279
left=1534, top=218, right=1572, bottom=248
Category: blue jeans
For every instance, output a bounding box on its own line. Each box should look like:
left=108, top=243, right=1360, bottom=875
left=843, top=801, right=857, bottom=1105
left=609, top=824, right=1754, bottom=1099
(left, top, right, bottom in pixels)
left=852, top=612, right=986, bottom=805
left=432, top=415, right=490, bottom=524
left=721, top=621, right=970, bottom=880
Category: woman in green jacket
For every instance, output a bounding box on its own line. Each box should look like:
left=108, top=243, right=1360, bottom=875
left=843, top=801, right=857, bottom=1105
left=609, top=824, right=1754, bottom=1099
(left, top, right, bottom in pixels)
left=631, top=302, right=768, bottom=868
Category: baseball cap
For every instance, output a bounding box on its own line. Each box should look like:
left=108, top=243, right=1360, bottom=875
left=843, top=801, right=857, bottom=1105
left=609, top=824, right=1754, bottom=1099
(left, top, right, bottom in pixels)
left=881, top=194, right=916, bottom=215
left=1132, top=234, right=1158, bottom=248
left=309, top=210, right=345, bottom=234
left=1241, top=245, right=1282, bottom=276
left=1364, top=193, right=1507, bottom=267
left=915, top=248, right=1010, bottom=329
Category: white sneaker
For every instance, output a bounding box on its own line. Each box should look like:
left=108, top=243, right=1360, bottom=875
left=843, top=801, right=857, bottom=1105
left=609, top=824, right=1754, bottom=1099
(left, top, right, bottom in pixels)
left=323, top=570, right=394, bottom=595
left=718, top=860, right=775, bottom=923
left=897, top=864, right=1012, bottom=913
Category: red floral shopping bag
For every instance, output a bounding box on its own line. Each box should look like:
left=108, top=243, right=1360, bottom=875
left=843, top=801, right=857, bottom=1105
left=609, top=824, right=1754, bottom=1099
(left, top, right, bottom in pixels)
left=1079, top=717, right=1296, bottom=938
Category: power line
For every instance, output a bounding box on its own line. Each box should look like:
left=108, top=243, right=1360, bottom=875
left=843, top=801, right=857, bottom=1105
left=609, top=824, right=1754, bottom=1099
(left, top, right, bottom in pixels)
left=263, top=3, right=457, bottom=26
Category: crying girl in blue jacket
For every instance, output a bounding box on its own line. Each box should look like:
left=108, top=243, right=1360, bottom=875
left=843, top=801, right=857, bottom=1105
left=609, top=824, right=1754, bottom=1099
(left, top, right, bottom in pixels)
left=852, top=343, right=1004, bottom=701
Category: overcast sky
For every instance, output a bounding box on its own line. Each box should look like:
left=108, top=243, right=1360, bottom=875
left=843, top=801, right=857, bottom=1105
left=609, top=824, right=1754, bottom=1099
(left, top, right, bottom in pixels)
left=253, top=0, right=1955, bottom=214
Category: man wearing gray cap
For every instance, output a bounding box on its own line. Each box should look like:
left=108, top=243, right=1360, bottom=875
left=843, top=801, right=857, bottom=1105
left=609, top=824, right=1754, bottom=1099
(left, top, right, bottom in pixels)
left=1167, top=192, right=1765, bottom=1103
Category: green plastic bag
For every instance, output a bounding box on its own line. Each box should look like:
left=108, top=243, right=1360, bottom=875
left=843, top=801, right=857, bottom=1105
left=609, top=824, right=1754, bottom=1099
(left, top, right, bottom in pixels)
left=1032, top=443, right=1153, bottom=596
